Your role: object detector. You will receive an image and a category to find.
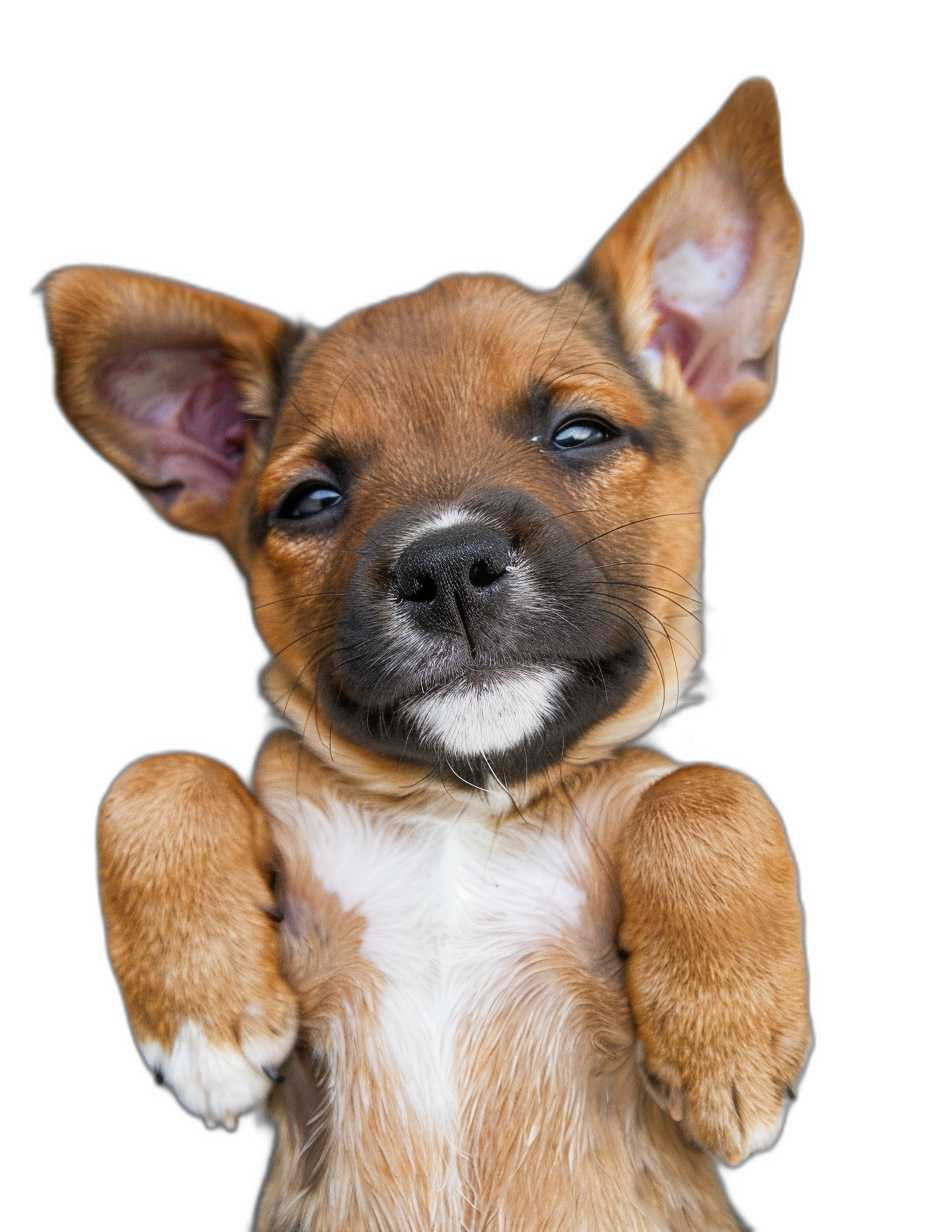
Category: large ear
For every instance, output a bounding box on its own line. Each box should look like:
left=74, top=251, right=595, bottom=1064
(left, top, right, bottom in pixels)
left=582, top=79, right=800, bottom=440
left=43, top=267, right=302, bottom=545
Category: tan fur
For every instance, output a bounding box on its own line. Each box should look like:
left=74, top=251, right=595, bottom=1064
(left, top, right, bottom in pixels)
left=615, top=766, right=808, bottom=1164
left=45, top=79, right=808, bottom=1229
left=99, top=756, right=297, bottom=1071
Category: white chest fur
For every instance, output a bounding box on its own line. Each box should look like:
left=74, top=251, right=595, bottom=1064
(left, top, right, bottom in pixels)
left=280, top=793, right=591, bottom=1132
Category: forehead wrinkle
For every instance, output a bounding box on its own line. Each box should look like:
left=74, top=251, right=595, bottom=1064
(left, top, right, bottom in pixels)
left=537, top=327, right=642, bottom=395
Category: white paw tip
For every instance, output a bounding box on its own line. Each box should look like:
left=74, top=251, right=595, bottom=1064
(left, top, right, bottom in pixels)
left=744, top=1104, right=787, bottom=1155
left=140, top=1019, right=287, bottom=1122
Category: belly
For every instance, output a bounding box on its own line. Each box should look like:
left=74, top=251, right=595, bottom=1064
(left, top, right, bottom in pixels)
left=264, top=794, right=634, bottom=1223
left=258, top=784, right=736, bottom=1232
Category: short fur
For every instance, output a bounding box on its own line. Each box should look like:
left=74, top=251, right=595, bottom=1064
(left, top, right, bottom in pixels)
left=44, top=79, right=808, bottom=1230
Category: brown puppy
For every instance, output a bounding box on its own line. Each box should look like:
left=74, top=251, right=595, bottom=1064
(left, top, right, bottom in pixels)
left=44, top=79, right=807, bottom=1232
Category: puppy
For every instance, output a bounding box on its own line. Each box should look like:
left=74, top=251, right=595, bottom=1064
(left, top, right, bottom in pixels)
left=44, top=79, right=808, bottom=1232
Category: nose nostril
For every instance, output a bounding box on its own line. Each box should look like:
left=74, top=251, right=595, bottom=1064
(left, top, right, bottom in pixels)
left=469, top=558, right=507, bottom=589
left=402, top=575, right=437, bottom=603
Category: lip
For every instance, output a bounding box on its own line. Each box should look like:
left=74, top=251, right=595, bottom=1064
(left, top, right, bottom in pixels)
left=400, top=664, right=572, bottom=758
left=411, top=662, right=546, bottom=691
left=394, top=660, right=571, bottom=708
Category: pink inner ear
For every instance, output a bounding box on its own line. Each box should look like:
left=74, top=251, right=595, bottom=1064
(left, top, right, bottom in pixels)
left=641, top=220, right=756, bottom=404
left=101, top=349, right=249, bottom=502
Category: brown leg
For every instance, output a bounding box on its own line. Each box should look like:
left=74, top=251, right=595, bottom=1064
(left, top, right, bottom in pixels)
left=616, top=764, right=808, bottom=1164
left=98, top=753, right=298, bottom=1127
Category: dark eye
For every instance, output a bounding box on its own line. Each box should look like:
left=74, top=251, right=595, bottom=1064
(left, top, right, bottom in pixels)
left=550, top=418, right=614, bottom=450
left=275, top=482, right=344, bottom=522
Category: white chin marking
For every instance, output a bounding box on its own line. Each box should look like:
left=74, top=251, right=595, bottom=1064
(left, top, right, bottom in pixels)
left=140, top=1018, right=293, bottom=1125
left=408, top=666, right=567, bottom=756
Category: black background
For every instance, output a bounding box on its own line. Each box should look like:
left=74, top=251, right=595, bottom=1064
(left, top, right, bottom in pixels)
left=18, top=55, right=857, bottom=1232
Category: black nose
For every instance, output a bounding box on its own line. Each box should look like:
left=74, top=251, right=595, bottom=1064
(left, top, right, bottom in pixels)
left=392, top=523, right=511, bottom=645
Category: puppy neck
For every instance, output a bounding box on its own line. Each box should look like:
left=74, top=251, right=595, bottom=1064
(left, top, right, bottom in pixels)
left=260, top=645, right=702, bottom=820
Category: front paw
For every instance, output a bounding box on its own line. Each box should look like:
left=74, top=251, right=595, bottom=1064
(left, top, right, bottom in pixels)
left=99, top=753, right=299, bottom=1129
left=121, top=897, right=299, bottom=1128
left=617, top=764, right=809, bottom=1164
left=140, top=1002, right=296, bottom=1130
left=631, top=975, right=807, bottom=1164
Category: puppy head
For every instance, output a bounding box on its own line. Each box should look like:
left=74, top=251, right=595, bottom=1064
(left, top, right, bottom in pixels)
left=44, top=80, right=799, bottom=790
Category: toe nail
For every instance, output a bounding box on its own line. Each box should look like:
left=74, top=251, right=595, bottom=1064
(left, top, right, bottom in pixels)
left=786, top=1085, right=797, bottom=1100
left=153, top=1067, right=164, bottom=1086
left=203, top=1116, right=217, bottom=1129
left=223, top=1113, right=238, bottom=1131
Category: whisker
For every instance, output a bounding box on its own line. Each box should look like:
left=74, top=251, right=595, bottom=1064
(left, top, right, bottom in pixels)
left=252, top=590, right=347, bottom=612
left=577, top=511, right=700, bottom=550
left=586, top=557, right=703, bottom=596
left=597, top=594, right=700, bottom=662
left=589, top=579, right=702, bottom=624
left=481, top=756, right=530, bottom=824
left=329, top=366, right=359, bottom=436
left=543, top=358, right=631, bottom=382
left=538, top=287, right=594, bottom=385
left=445, top=760, right=490, bottom=793
left=528, top=283, right=570, bottom=386
left=266, top=622, right=340, bottom=670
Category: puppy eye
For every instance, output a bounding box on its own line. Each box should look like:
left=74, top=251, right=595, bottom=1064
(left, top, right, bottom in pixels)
left=550, top=418, right=614, bottom=450
left=275, top=482, right=344, bottom=521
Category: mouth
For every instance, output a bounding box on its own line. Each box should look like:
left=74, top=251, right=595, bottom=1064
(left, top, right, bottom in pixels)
left=400, top=664, right=571, bottom=758
left=318, top=639, right=647, bottom=783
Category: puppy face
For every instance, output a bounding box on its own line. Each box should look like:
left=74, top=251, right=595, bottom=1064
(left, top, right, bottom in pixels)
left=251, top=275, right=705, bottom=782
left=43, top=80, right=799, bottom=789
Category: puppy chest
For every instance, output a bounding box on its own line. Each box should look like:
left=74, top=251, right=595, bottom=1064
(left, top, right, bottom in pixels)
left=275, top=801, right=611, bottom=1130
